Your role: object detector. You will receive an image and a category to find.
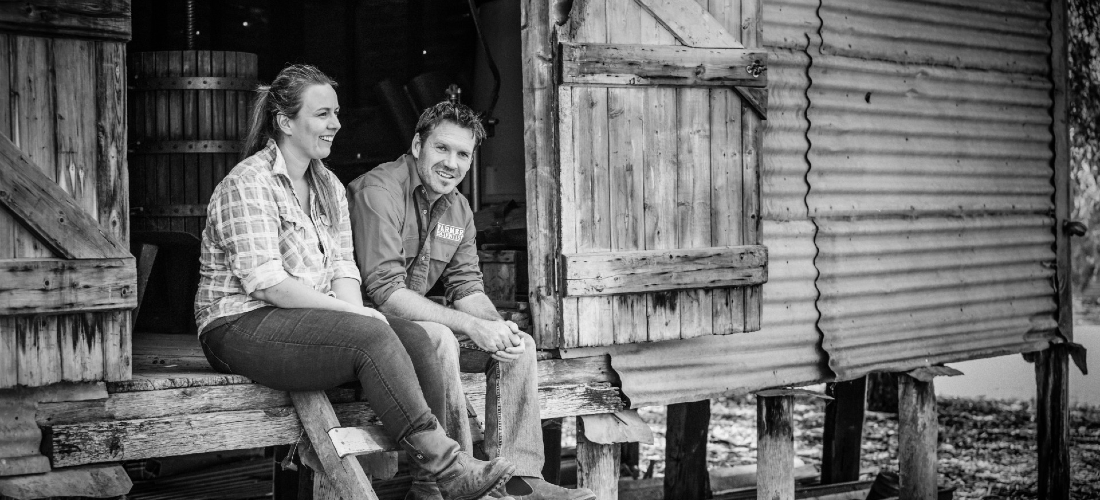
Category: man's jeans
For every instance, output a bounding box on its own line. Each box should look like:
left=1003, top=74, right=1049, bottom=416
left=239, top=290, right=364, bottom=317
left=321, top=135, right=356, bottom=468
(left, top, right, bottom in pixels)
left=415, top=321, right=546, bottom=478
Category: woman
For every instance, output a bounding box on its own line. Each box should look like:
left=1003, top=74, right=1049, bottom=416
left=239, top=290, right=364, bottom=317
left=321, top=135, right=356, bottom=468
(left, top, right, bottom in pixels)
left=194, top=64, right=513, bottom=500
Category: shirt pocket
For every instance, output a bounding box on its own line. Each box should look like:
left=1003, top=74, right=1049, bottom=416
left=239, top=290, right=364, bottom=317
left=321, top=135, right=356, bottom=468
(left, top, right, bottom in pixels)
left=403, top=237, right=421, bottom=261
left=430, top=238, right=459, bottom=264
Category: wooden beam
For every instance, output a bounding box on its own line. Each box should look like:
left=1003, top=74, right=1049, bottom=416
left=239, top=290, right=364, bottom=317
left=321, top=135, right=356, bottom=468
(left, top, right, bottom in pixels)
left=576, top=416, right=621, bottom=500
left=95, top=40, right=128, bottom=247
left=521, top=0, right=563, bottom=348
left=821, top=377, right=866, bottom=484
left=757, top=394, right=794, bottom=500
left=0, top=135, right=129, bottom=259
left=664, top=400, right=710, bottom=500
left=898, top=374, right=937, bottom=500
left=561, top=43, right=767, bottom=87
left=0, top=0, right=131, bottom=42
left=290, top=391, right=378, bottom=500
left=632, top=0, right=743, bottom=48
left=0, top=464, right=131, bottom=497
left=1036, top=346, right=1070, bottom=500
left=0, top=258, right=136, bottom=315
left=563, top=246, right=767, bottom=296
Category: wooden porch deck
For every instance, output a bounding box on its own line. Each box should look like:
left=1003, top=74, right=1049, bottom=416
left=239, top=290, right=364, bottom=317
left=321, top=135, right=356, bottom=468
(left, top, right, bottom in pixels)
left=37, top=334, right=625, bottom=469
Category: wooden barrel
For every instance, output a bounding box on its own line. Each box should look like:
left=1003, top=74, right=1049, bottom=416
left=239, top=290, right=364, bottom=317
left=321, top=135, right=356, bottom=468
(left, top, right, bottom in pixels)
left=128, top=51, right=258, bottom=237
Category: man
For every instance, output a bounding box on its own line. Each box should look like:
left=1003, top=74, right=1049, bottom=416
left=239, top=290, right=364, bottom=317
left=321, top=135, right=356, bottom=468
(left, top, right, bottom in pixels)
left=348, top=101, right=596, bottom=500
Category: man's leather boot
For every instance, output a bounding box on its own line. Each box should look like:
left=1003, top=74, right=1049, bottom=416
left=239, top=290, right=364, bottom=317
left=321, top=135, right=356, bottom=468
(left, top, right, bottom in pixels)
left=401, top=421, right=516, bottom=500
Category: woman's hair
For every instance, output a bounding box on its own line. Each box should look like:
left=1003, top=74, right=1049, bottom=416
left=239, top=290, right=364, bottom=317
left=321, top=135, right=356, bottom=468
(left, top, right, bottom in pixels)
left=414, top=101, right=487, bottom=147
left=243, top=64, right=342, bottom=225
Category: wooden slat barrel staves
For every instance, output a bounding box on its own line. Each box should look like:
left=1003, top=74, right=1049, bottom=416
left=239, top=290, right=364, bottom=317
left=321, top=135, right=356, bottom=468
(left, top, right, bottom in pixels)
left=128, top=51, right=258, bottom=237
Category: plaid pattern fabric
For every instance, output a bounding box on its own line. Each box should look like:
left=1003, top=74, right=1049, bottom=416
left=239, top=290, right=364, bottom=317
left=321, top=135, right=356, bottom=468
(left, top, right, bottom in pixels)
left=194, top=140, right=360, bottom=334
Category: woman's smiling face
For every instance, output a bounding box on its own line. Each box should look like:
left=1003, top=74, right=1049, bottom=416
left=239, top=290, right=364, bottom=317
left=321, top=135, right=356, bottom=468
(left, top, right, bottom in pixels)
left=281, top=83, right=340, bottom=161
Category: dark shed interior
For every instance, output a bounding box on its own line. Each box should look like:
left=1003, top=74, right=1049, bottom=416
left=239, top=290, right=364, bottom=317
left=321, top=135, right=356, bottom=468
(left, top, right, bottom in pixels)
left=128, top=0, right=528, bottom=332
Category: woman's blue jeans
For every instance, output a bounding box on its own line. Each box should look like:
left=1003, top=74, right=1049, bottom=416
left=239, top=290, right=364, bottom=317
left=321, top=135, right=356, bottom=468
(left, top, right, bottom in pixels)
left=200, top=307, right=446, bottom=441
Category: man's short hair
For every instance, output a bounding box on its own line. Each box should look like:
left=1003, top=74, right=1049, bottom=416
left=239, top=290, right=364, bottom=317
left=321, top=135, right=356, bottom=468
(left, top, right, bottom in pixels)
left=414, top=101, right=487, bottom=146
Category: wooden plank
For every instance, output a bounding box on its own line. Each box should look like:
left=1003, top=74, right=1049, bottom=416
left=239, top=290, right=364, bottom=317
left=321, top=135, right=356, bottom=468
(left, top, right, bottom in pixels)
left=577, top=415, right=621, bottom=500
left=96, top=41, right=128, bottom=246
left=290, top=391, right=378, bottom=500
left=757, top=394, right=794, bottom=500
left=741, top=0, right=763, bottom=332
left=0, top=135, right=129, bottom=259
left=53, top=38, right=97, bottom=217
left=633, top=0, right=742, bottom=48
left=46, top=400, right=383, bottom=468
left=0, top=317, right=17, bottom=388
left=664, top=400, right=711, bottom=499
left=558, top=86, right=580, bottom=348
left=1036, top=346, right=1071, bottom=500
left=168, top=51, right=185, bottom=235
left=607, top=0, right=648, bottom=345
left=574, top=84, right=614, bottom=346
left=821, top=377, right=867, bottom=484
left=0, top=34, right=14, bottom=260
left=0, top=257, right=135, bottom=315
left=13, top=35, right=56, bottom=259
left=183, top=50, right=200, bottom=236
left=898, top=374, right=937, bottom=500
left=0, top=0, right=130, bottom=41
left=677, top=85, right=712, bottom=339
left=564, top=246, right=766, bottom=296
left=329, top=426, right=395, bottom=458
left=643, top=87, right=679, bottom=341
left=0, top=464, right=132, bottom=498
left=562, top=43, right=766, bottom=87
left=522, top=0, right=561, bottom=348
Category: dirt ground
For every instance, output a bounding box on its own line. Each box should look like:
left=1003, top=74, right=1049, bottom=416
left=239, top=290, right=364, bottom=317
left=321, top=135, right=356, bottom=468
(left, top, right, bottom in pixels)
left=614, top=395, right=1100, bottom=499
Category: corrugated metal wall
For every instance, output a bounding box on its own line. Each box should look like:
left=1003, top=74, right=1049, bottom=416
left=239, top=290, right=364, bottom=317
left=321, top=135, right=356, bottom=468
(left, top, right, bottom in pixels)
left=760, top=0, right=1058, bottom=382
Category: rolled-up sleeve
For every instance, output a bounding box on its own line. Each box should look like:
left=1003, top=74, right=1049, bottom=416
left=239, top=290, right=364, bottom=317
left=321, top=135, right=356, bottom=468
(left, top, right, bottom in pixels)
left=208, top=177, right=289, bottom=294
left=331, top=177, right=362, bottom=284
left=441, top=207, right=484, bottom=303
left=348, top=183, right=408, bottom=305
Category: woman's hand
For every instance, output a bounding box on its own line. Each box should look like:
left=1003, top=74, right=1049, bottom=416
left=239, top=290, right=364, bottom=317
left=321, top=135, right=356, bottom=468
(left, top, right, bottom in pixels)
left=355, top=306, right=389, bottom=324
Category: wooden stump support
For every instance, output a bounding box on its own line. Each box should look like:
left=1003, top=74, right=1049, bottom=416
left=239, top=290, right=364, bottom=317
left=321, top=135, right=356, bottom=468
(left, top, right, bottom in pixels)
left=821, top=376, right=867, bottom=484
left=1035, top=346, right=1070, bottom=500
left=576, top=411, right=654, bottom=500
left=898, top=373, right=937, bottom=500
left=664, top=400, right=711, bottom=500
left=756, top=391, right=795, bottom=500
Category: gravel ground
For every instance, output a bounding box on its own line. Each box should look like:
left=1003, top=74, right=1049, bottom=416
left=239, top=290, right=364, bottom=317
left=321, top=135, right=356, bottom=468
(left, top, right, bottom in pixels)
left=567, top=395, right=1100, bottom=499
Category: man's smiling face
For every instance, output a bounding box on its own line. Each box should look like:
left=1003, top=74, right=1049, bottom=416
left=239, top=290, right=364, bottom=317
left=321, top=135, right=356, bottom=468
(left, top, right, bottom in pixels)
left=412, top=120, right=476, bottom=202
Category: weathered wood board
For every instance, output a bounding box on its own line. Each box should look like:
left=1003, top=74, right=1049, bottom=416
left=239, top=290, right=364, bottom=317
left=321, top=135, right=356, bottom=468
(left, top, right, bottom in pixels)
left=531, top=0, right=767, bottom=348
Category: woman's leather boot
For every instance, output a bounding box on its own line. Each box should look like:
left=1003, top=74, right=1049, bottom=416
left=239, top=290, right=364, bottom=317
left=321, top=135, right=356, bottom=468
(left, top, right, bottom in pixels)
left=404, top=481, right=443, bottom=500
left=400, top=421, right=515, bottom=500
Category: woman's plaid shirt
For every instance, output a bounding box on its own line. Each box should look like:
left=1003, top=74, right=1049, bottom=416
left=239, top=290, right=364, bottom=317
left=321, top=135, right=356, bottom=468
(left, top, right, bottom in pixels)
left=194, top=140, right=361, bottom=333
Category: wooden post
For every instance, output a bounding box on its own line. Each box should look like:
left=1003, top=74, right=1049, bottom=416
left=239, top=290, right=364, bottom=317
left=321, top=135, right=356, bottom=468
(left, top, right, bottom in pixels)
left=1036, top=346, right=1070, bottom=500
left=821, top=377, right=867, bottom=484
left=576, top=416, right=621, bottom=500
left=1043, top=0, right=1073, bottom=494
left=541, top=418, right=563, bottom=485
left=757, top=394, right=794, bottom=500
left=898, top=374, right=937, bottom=500
left=664, top=400, right=711, bottom=500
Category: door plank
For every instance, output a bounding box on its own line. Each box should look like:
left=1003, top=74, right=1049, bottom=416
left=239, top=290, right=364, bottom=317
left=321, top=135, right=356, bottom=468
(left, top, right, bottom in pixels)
left=633, top=0, right=743, bottom=48
left=0, top=135, right=129, bottom=259
left=561, top=43, right=767, bottom=87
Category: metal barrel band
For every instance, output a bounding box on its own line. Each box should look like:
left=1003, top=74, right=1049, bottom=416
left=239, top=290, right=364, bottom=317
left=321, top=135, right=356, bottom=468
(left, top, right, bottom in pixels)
left=130, top=76, right=258, bottom=91
left=129, top=140, right=242, bottom=154
left=132, top=204, right=208, bottom=218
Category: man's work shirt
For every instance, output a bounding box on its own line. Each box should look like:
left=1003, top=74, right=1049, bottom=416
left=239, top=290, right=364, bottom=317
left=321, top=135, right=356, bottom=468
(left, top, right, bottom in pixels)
left=347, top=154, right=484, bottom=306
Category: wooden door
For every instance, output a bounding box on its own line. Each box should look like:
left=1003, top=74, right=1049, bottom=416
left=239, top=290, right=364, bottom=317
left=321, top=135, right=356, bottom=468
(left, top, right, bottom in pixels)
left=0, top=1, right=134, bottom=388
left=523, top=0, right=768, bottom=348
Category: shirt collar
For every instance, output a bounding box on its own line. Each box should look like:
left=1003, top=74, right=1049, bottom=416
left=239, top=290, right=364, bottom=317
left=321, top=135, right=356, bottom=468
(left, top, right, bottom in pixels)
left=405, top=152, right=456, bottom=204
left=271, top=139, right=291, bottom=180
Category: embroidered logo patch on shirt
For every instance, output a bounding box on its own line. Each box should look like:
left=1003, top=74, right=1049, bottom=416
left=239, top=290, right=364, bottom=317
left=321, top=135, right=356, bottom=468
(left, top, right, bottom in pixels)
left=435, top=223, right=465, bottom=242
